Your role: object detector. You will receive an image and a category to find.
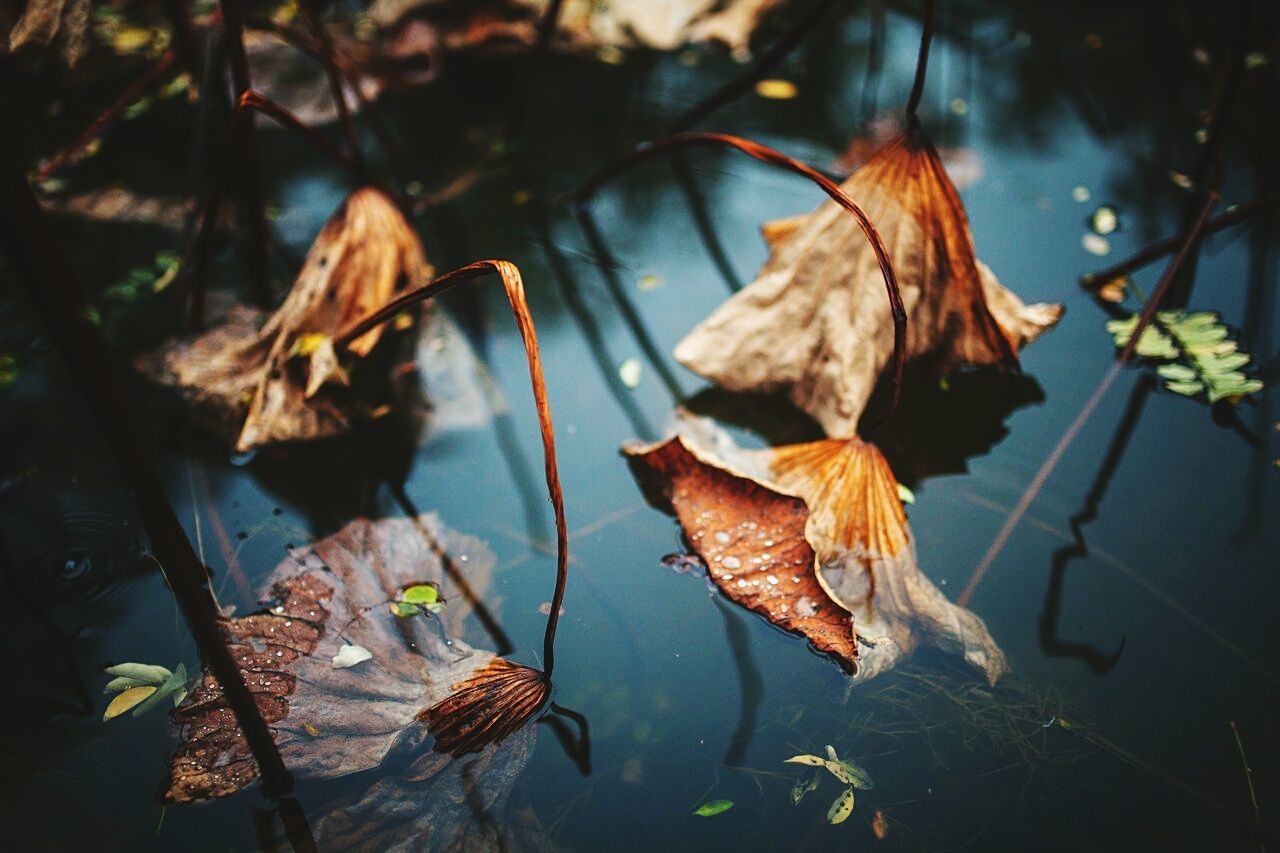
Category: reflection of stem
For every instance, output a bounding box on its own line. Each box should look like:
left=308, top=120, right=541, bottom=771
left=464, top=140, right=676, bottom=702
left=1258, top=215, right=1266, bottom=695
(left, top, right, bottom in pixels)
left=1230, top=720, right=1265, bottom=853
left=574, top=132, right=906, bottom=430
left=0, top=115, right=293, bottom=798
left=958, top=191, right=1219, bottom=607
left=1081, top=190, right=1280, bottom=289
left=664, top=0, right=837, bottom=135
left=1039, top=376, right=1152, bottom=673
left=669, top=154, right=744, bottom=293
left=539, top=702, right=592, bottom=776
left=573, top=205, right=686, bottom=401
left=335, top=261, right=570, bottom=680
left=298, top=0, right=364, bottom=172
left=714, top=597, right=763, bottom=768
left=529, top=201, right=658, bottom=440
left=506, top=0, right=565, bottom=141
left=385, top=482, right=515, bottom=657
left=218, top=0, right=272, bottom=306
left=34, top=51, right=178, bottom=183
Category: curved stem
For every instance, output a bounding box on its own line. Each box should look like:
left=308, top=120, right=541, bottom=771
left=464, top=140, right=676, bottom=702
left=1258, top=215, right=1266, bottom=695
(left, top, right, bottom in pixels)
left=335, top=260, right=570, bottom=679
left=904, top=0, right=936, bottom=122
left=573, top=132, right=907, bottom=429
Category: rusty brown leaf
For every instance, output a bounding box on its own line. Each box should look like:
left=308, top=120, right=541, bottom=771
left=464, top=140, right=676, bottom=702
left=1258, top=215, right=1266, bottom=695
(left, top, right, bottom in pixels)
left=626, top=430, right=859, bottom=671
left=627, top=414, right=1007, bottom=685
left=164, top=512, right=524, bottom=804
left=675, top=126, right=1063, bottom=438
left=139, top=187, right=432, bottom=453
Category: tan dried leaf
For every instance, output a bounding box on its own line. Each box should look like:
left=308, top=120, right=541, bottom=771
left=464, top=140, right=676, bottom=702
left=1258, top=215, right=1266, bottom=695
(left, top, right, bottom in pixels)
left=164, top=512, right=519, bottom=803
left=417, top=0, right=784, bottom=54
left=6, top=0, right=91, bottom=66
left=629, top=414, right=1007, bottom=685
left=139, top=187, right=433, bottom=452
left=675, top=128, right=1063, bottom=438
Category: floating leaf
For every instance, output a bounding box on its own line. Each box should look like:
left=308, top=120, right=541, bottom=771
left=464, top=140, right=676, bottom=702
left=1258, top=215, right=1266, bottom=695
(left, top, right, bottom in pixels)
left=827, top=788, right=855, bottom=824
left=755, top=79, right=798, bottom=99
left=674, top=126, right=1061, bottom=438
left=332, top=643, right=373, bottom=669
left=129, top=663, right=188, bottom=717
left=164, top=513, right=511, bottom=803
left=694, top=799, right=735, bottom=817
left=399, top=584, right=439, bottom=605
left=104, top=662, right=171, bottom=684
left=786, top=754, right=828, bottom=768
left=626, top=415, right=1007, bottom=685
left=388, top=601, right=420, bottom=618
left=1108, top=310, right=1262, bottom=404
left=139, top=187, right=433, bottom=452
left=1163, top=380, right=1204, bottom=397
left=104, top=685, right=156, bottom=721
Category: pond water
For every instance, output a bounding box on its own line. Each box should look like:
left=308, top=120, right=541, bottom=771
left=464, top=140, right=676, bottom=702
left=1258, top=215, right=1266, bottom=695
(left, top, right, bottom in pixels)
left=2, top=2, right=1278, bottom=850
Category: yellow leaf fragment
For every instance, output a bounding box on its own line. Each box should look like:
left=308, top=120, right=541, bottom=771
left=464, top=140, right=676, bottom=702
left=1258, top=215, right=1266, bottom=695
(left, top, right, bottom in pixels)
left=104, top=685, right=156, bottom=720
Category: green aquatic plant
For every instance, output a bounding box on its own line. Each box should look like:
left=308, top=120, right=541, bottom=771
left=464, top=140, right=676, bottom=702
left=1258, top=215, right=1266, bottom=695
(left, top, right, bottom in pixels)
left=785, top=744, right=873, bottom=825
left=693, top=799, right=735, bottom=817
left=102, top=661, right=189, bottom=720
left=1106, top=310, right=1263, bottom=403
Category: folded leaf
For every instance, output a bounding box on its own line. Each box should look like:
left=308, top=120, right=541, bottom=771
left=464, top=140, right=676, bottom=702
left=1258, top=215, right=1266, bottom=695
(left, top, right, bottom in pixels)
left=675, top=127, right=1062, bottom=438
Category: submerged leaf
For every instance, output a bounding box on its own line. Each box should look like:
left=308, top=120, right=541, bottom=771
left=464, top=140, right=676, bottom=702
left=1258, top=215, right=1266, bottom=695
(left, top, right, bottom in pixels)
left=694, top=799, right=735, bottom=817
left=791, top=772, right=821, bottom=804
left=139, top=187, right=433, bottom=452
left=164, top=513, right=517, bottom=803
left=675, top=127, right=1062, bottom=438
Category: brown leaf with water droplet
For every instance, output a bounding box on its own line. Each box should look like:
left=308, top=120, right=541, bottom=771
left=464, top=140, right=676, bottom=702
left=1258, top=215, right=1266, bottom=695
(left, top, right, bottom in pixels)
left=675, top=125, right=1062, bottom=438
left=164, top=513, right=523, bottom=804
left=625, top=433, right=859, bottom=672
left=627, top=414, right=1007, bottom=685
left=139, top=187, right=432, bottom=452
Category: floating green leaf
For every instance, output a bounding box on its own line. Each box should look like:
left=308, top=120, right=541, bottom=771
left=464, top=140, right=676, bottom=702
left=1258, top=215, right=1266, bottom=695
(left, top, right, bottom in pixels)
left=103, top=662, right=172, bottom=684
left=400, top=584, right=439, bottom=605
left=1106, top=310, right=1263, bottom=405
left=693, top=799, right=734, bottom=817
left=389, top=601, right=420, bottom=618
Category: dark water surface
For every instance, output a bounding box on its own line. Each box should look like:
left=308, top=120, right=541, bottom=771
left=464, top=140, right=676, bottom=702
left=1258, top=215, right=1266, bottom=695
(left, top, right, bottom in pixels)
left=2, top=3, right=1278, bottom=850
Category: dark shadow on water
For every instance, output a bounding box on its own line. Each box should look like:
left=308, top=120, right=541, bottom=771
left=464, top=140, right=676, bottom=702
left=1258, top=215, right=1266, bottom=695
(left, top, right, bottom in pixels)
left=714, top=596, right=764, bottom=768
left=539, top=702, right=592, bottom=777
left=1039, top=375, right=1152, bottom=674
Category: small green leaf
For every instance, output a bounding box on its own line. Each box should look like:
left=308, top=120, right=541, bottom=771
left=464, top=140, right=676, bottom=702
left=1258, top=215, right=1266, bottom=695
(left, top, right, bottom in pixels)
left=837, top=760, right=874, bottom=790
left=130, top=663, right=188, bottom=717
left=896, top=483, right=915, bottom=505
left=104, top=662, right=171, bottom=684
left=827, top=788, right=855, bottom=824
left=0, top=354, right=16, bottom=387
left=389, top=601, right=420, bottom=618
left=694, top=799, right=734, bottom=817
left=1164, top=380, right=1204, bottom=397
left=400, top=584, right=439, bottom=605
left=1196, top=352, right=1250, bottom=374
left=104, top=675, right=151, bottom=693
left=1156, top=363, right=1197, bottom=383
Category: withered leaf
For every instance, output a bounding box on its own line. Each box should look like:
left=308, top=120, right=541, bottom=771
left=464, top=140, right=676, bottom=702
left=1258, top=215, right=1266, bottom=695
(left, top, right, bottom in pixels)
left=139, top=187, right=433, bottom=452
left=675, top=127, right=1063, bottom=438
left=627, top=415, right=1007, bottom=685
left=5, top=0, right=91, bottom=66
left=626, top=432, right=859, bottom=672
left=164, top=512, right=524, bottom=804
left=403, top=0, right=784, bottom=55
